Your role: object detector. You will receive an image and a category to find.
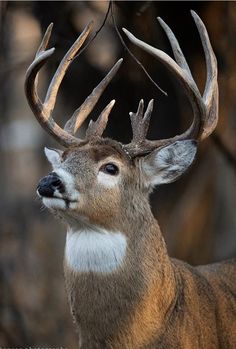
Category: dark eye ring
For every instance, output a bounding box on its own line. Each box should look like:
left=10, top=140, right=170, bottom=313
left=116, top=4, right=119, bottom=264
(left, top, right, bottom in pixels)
left=100, top=163, right=119, bottom=176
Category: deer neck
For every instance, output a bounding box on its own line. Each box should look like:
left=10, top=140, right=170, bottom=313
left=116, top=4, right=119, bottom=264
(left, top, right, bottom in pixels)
left=64, top=207, right=177, bottom=348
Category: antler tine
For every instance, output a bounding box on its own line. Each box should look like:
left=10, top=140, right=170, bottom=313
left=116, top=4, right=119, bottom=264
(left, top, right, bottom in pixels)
left=129, top=99, right=144, bottom=143
left=157, top=17, right=196, bottom=89
left=143, top=99, right=154, bottom=128
left=44, top=21, right=93, bottom=114
left=191, top=10, right=218, bottom=140
left=129, top=99, right=153, bottom=145
left=122, top=11, right=218, bottom=157
left=64, top=59, right=123, bottom=135
left=36, top=23, right=53, bottom=56
left=86, top=100, right=116, bottom=138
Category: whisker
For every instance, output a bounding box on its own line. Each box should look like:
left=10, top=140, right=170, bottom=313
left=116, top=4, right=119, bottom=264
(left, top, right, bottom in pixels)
left=39, top=204, right=46, bottom=212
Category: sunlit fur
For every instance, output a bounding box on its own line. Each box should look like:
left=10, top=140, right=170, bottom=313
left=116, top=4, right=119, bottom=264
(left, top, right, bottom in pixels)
left=40, top=138, right=236, bottom=349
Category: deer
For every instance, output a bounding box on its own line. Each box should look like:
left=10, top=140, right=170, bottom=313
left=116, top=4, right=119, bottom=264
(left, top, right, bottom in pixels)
left=25, top=11, right=236, bottom=349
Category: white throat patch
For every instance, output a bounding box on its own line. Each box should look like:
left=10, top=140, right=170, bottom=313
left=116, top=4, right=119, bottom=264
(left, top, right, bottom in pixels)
left=65, top=228, right=127, bottom=273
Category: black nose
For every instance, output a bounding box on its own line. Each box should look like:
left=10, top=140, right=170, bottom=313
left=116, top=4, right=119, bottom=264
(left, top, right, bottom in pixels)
left=37, top=172, right=64, bottom=197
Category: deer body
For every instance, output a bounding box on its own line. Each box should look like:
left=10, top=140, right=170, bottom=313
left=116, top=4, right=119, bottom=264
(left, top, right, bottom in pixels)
left=25, top=11, right=236, bottom=349
left=63, top=191, right=236, bottom=349
left=64, top=229, right=236, bottom=348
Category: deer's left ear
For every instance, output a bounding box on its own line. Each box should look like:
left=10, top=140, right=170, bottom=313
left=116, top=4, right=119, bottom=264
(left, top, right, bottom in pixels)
left=44, top=147, right=63, bottom=169
left=141, top=140, right=197, bottom=187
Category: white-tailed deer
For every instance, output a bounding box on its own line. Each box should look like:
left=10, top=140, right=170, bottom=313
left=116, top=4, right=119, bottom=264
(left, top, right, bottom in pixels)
left=25, top=12, right=236, bottom=349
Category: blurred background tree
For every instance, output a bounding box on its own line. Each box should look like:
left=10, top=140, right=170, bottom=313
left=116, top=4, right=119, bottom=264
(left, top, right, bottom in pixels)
left=0, top=1, right=236, bottom=347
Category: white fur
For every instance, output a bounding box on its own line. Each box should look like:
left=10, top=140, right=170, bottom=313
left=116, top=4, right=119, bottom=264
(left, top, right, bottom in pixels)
left=65, top=228, right=127, bottom=273
left=97, top=172, right=120, bottom=187
left=54, top=168, right=79, bottom=201
left=44, top=147, right=62, bottom=168
left=43, top=197, right=67, bottom=210
left=54, top=188, right=63, bottom=198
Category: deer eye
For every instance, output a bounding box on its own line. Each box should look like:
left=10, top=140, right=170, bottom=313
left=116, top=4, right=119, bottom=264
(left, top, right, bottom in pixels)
left=100, top=163, right=119, bottom=175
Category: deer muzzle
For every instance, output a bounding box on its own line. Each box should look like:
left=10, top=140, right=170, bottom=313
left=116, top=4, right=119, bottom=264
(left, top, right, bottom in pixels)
left=37, top=172, right=65, bottom=198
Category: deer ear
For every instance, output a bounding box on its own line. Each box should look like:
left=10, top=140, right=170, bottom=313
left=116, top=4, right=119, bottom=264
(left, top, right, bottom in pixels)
left=44, top=147, right=63, bottom=168
left=141, top=140, right=197, bottom=187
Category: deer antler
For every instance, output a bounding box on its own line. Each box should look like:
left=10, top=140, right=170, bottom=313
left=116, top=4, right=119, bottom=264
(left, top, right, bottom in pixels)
left=122, top=11, right=218, bottom=157
left=25, top=22, right=123, bottom=147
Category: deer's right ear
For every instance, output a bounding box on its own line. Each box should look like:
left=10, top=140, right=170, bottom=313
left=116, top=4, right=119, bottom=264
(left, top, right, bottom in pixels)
left=44, top=147, right=63, bottom=168
left=141, top=140, right=197, bottom=187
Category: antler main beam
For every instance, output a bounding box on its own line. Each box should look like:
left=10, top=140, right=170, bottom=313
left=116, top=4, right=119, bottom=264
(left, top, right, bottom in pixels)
left=25, top=22, right=123, bottom=147
left=123, top=11, right=218, bottom=156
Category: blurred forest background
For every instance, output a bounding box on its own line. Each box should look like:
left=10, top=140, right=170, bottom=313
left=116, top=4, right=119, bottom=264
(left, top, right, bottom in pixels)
left=0, top=1, right=236, bottom=347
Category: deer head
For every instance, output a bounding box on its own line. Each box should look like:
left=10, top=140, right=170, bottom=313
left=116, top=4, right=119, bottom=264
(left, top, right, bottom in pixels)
left=25, top=11, right=218, bottom=234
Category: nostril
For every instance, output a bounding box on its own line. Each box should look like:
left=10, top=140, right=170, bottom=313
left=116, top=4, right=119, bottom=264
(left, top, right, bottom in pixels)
left=50, top=175, right=65, bottom=193
left=37, top=184, right=54, bottom=198
left=51, top=178, right=62, bottom=188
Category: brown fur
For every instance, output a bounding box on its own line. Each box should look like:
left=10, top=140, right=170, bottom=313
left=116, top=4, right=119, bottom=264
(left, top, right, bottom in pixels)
left=45, top=140, right=236, bottom=348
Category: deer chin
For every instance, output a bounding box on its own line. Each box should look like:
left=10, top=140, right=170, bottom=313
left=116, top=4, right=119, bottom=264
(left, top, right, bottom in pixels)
left=42, top=196, right=78, bottom=211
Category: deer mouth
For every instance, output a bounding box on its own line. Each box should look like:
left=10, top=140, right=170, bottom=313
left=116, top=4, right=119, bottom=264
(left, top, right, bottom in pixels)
left=36, top=186, right=78, bottom=208
left=40, top=195, right=78, bottom=211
